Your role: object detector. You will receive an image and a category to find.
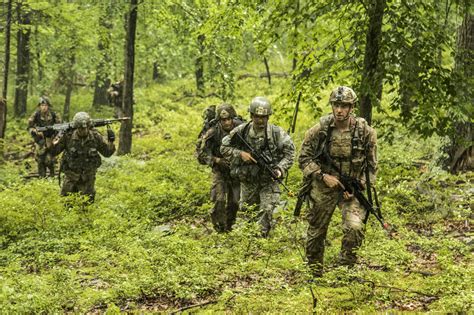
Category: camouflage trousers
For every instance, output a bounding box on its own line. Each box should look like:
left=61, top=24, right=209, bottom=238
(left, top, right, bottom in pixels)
left=306, top=179, right=366, bottom=275
left=240, top=180, right=280, bottom=237
left=61, top=170, right=97, bottom=202
left=210, top=170, right=240, bottom=232
left=35, top=142, right=56, bottom=177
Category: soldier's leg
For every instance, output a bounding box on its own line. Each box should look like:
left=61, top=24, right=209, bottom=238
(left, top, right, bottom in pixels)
left=225, top=179, right=240, bottom=231
left=306, top=180, right=340, bottom=276
left=79, top=173, right=97, bottom=203
left=258, top=181, right=280, bottom=237
left=210, top=171, right=227, bottom=232
left=239, top=181, right=259, bottom=215
left=339, top=198, right=367, bottom=266
left=45, top=152, right=55, bottom=177
left=60, top=174, right=78, bottom=196
left=36, top=153, right=47, bottom=178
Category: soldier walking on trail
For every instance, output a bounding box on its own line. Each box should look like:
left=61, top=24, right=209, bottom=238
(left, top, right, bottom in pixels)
left=51, top=112, right=116, bottom=203
left=221, top=97, right=295, bottom=237
left=197, top=104, right=243, bottom=232
left=28, top=96, right=62, bottom=177
left=298, top=86, right=377, bottom=277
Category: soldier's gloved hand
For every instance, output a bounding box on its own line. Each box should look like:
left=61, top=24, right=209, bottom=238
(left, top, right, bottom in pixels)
left=273, top=168, right=283, bottom=179
left=107, top=129, right=115, bottom=142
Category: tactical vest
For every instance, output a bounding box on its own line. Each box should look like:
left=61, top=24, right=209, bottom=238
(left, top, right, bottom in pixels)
left=61, top=131, right=102, bottom=173
left=230, top=122, right=282, bottom=182
left=316, top=114, right=370, bottom=178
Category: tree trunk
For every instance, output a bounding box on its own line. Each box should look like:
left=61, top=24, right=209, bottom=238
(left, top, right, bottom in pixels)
left=118, top=0, right=137, bottom=155
left=195, top=34, right=205, bottom=95
left=263, top=57, right=271, bottom=86
left=63, top=54, right=75, bottom=122
left=359, top=0, right=386, bottom=126
left=1, top=0, right=12, bottom=150
left=92, top=13, right=112, bottom=107
left=152, top=61, right=161, bottom=82
left=13, top=4, right=31, bottom=117
left=398, top=44, right=420, bottom=120
left=445, top=13, right=473, bottom=173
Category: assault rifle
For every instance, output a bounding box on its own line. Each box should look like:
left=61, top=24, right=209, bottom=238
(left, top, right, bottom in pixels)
left=293, top=178, right=312, bottom=217
left=36, top=117, right=130, bottom=137
left=338, top=175, right=389, bottom=230
left=234, top=130, right=293, bottom=195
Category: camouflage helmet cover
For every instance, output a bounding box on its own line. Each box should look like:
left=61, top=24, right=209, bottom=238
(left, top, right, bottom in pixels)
left=329, top=86, right=358, bottom=105
left=217, top=103, right=237, bottom=119
left=248, top=96, right=272, bottom=116
left=73, top=112, right=91, bottom=128
left=38, top=96, right=51, bottom=106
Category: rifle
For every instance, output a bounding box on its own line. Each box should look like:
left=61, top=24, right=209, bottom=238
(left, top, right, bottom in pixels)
left=293, top=178, right=312, bottom=217
left=36, top=117, right=130, bottom=137
left=338, top=175, right=389, bottom=230
left=234, top=130, right=293, bottom=195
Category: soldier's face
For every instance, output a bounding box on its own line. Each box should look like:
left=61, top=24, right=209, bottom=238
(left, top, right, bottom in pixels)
left=251, top=114, right=268, bottom=130
left=220, top=117, right=233, bottom=132
left=77, top=126, right=89, bottom=137
left=40, top=103, right=49, bottom=114
left=331, top=102, right=352, bottom=121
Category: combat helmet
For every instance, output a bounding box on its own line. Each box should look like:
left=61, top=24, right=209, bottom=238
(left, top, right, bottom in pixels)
left=73, top=112, right=91, bottom=128
left=39, top=96, right=51, bottom=106
left=248, top=97, right=272, bottom=116
left=216, top=103, right=237, bottom=119
left=329, top=86, right=358, bottom=105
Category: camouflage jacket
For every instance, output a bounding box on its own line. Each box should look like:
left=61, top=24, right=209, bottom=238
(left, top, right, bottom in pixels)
left=298, top=114, right=377, bottom=182
left=197, top=119, right=243, bottom=170
left=51, top=129, right=115, bottom=174
left=221, top=122, right=295, bottom=182
left=28, top=110, right=61, bottom=138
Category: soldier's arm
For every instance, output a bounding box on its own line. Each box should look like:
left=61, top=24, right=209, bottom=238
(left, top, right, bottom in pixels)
left=50, top=133, right=67, bottom=156
left=276, top=127, right=295, bottom=173
left=298, top=124, right=323, bottom=178
left=54, top=112, right=62, bottom=124
left=220, top=125, right=244, bottom=161
left=27, top=112, right=36, bottom=133
left=199, top=128, right=217, bottom=166
left=96, top=132, right=116, bottom=157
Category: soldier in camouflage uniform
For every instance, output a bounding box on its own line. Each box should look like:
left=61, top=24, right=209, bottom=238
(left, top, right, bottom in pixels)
left=197, top=104, right=243, bottom=232
left=28, top=96, right=61, bottom=177
left=221, top=97, right=295, bottom=237
left=51, top=112, right=116, bottom=202
left=298, top=86, right=377, bottom=277
left=107, top=80, right=124, bottom=118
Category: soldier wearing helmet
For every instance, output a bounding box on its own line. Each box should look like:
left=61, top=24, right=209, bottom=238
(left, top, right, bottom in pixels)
left=197, top=104, right=243, bottom=232
left=27, top=96, right=61, bottom=177
left=298, top=86, right=377, bottom=277
left=51, top=112, right=116, bottom=202
left=221, top=97, right=295, bottom=237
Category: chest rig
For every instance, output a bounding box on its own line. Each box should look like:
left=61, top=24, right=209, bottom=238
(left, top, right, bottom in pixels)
left=317, top=115, right=368, bottom=178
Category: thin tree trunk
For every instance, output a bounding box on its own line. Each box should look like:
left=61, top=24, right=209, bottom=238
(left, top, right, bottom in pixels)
left=63, top=54, right=75, bottom=122
left=13, top=4, right=31, bottom=117
left=1, top=0, right=13, bottom=150
left=263, top=56, right=271, bottom=86
left=195, top=34, right=205, bottom=95
left=359, top=0, right=386, bottom=126
left=92, top=12, right=112, bottom=107
left=118, top=0, right=137, bottom=155
left=152, top=61, right=160, bottom=82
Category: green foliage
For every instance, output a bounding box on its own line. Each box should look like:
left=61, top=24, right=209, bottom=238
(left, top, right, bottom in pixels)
left=1, top=78, right=472, bottom=313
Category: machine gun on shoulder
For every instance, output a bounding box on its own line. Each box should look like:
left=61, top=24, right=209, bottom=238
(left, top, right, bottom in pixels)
left=36, top=117, right=130, bottom=137
left=234, top=130, right=293, bottom=195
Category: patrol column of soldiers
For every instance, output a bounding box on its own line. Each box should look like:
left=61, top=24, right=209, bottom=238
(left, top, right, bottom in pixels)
left=51, top=112, right=116, bottom=203
left=197, top=104, right=243, bottom=232
left=28, top=96, right=61, bottom=177
left=221, top=97, right=295, bottom=238
left=299, top=86, right=377, bottom=277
